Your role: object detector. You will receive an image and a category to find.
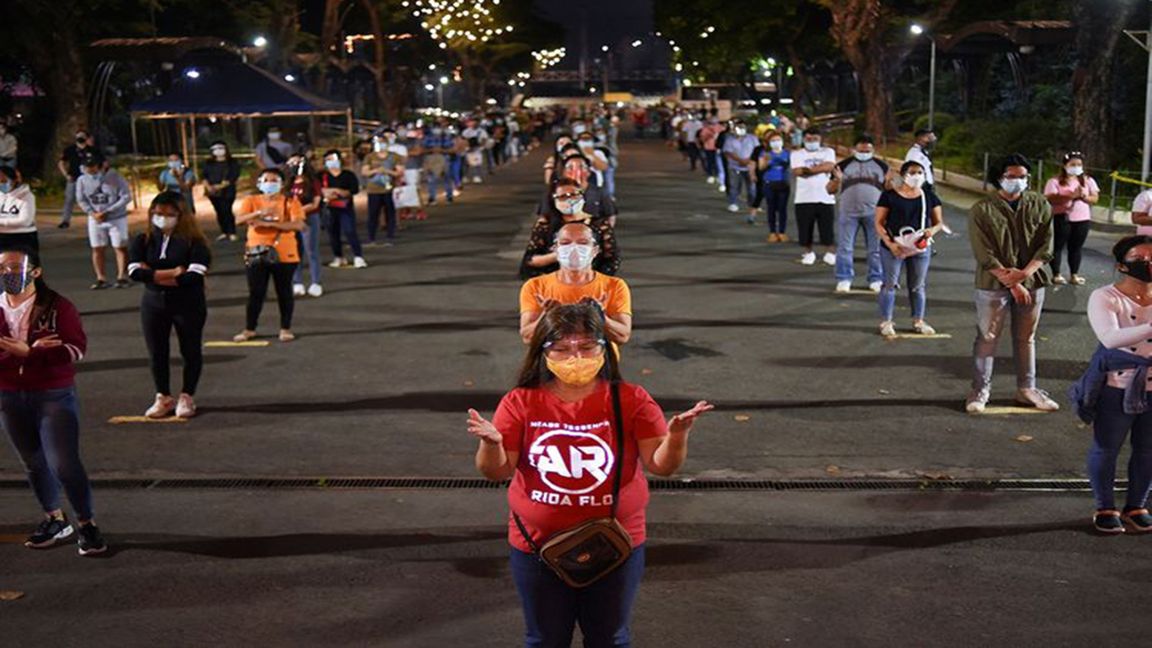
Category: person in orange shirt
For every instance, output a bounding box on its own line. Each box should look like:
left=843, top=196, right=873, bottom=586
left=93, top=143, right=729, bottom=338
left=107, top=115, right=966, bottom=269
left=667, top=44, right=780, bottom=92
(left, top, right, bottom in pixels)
left=233, top=169, right=305, bottom=343
left=519, top=222, right=632, bottom=344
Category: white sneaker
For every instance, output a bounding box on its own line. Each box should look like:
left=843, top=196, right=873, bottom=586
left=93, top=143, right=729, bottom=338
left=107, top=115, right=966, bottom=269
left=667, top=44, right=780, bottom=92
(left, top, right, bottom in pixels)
left=145, top=394, right=175, bottom=419
left=965, top=389, right=990, bottom=414
left=472, top=176, right=483, bottom=184
left=292, top=283, right=306, bottom=297
left=800, top=251, right=817, bottom=265
left=822, top=252, right=837, bottom=266
left=1016, top=388, right=1060, bottom=412
left=175, top=394, right=197, bottom=419
left=727, top=204, right=740, bottom=213
left=1052, top=274, right=1068, bottom=285
left=835, top=280, right=852, bottom=293
left=307, top=284, right=323, bottom=297
left=879, top=321, right=897, bottom=338
left=706, top=176, right=716, bottom=185
left=327, top=258, right=345, bottom=268
left=717, top=184, right=726, bottom=194
left=353, top=256, right=368, bottom=269
left=869, top=281, right=883, bottom=293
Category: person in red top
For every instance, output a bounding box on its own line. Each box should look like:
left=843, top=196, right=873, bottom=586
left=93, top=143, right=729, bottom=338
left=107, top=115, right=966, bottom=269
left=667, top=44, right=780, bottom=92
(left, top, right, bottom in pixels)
left=0, top=245, right=106, bottom=555
left=468, top=302, right=712, bottom=647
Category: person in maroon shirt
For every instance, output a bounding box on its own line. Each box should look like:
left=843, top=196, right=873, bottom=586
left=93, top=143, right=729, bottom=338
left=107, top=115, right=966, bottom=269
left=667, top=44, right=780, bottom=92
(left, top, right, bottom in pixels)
left=467, top=302, right=712, bottom=647
left=0, top=245, right=106, bottom=555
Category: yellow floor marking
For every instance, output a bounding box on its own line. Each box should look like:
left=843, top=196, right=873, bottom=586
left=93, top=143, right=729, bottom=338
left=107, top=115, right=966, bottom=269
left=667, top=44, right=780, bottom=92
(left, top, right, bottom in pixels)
left=108, top=416, right=188, bottom=424
left=0, top=534, right=26, bottom=544
left=833, top=289, right=879, bottom=295
left=889, top=333, right=953, bottom=340
left=204, top=340, right=270, bottom=348
left=975, top=407, right=1051, bottom=416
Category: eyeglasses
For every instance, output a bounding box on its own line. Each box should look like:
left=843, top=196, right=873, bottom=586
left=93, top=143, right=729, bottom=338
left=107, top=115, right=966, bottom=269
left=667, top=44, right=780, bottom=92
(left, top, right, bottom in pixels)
left=543, top=339, right=607, bottom=359
left=553, top=192, right=583, bottom=200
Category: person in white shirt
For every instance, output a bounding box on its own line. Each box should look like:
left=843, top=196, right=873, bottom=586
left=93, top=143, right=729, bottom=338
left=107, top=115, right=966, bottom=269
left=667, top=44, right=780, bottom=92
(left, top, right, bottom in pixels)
left=0, top=166, right=37, bottom=252
left=790, top=130, right=838, bottom=265
left=905, top=129, right=937, bottom=193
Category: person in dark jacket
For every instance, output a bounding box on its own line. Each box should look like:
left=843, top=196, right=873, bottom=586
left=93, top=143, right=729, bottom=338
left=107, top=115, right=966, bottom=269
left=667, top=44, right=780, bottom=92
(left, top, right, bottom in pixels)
left=0, top=244, right=106, bottom=555
left=202, top=141, right=241, bottom=241
left=520, top=178, right=619, bottom=279
left=128, top=191, right=212, bottom=419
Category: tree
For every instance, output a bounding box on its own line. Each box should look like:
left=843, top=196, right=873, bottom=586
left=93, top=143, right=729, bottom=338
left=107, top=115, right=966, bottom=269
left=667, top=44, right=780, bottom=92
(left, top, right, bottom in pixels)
left=814, top=0, right=958, bottom=137
left=1071, top=0, right=1140, bottom=169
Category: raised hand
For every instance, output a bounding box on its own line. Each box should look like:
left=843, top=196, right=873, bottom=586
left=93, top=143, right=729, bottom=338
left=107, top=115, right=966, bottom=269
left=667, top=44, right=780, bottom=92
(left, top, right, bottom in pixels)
left=668, top=401, right=715, bottom=436
left=467, top=409, right=503, bottom=445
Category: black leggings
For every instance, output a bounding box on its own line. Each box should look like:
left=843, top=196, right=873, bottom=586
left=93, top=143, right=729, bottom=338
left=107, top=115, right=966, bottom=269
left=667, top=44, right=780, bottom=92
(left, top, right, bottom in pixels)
left=209, top=194, right=236, bottom=236
left=1051, top=214, right=1091, bottom=275
left=141, top=291, right=206, bottom=396
left=246, top=262, right=298, bottom=330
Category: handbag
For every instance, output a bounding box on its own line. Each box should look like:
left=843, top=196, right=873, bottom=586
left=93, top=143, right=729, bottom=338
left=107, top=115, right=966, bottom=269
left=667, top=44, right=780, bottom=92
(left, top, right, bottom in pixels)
left=513, top=382, right=633, bottom=589
left=244, top=197, right=285, bottom=267
left=891, top=191, right=930, bottom=257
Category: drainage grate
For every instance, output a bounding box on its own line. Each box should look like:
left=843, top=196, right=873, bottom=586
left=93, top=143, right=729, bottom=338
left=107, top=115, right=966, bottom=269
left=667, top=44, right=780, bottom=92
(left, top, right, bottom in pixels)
left=0, top=477, right=1116, bottom=492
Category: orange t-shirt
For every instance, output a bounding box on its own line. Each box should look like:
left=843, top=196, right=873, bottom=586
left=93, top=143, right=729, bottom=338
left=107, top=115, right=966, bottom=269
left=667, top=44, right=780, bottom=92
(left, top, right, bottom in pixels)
left=239, top=194, right=305, bottom=263
left=519, top=272, right=632, bottom=317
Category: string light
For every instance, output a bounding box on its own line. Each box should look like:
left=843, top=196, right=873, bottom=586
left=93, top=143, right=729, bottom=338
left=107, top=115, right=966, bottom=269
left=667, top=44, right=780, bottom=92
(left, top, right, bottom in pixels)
left=407, top=1, right=513, bottom=47
left=532, top=47, right=565, bottom=69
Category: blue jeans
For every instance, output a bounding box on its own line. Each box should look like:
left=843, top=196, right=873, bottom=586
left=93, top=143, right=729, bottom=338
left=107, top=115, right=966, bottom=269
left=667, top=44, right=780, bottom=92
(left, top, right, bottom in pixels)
left=293, top=213, right=323, bottom=286
left=1, top=387, right=94, bottom=521
left=972, top=288, right=1045, bottom=392
left=878, top=248, right=931, bottom=321
left=61, top=178, right=78, bottom=224
left=510, top=544, right=646, bottom=648
left=703, top=150, right=718, bottom=177
left=1088, top=387, right=1152, bottom=511
left=427, top=171, right=454, bottom=204
left=837, top=214, right=883, bottom=283
left=327, top=206, right=363, bottom=259
left=604, top=167, right=617, bottom=199
left=726, top=169, right=752, bottom=208
left=449, top=156, right=464, bottom=189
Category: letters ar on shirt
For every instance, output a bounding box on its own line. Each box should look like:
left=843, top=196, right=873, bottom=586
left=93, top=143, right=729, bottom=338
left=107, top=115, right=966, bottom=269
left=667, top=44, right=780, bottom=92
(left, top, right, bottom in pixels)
left=526, top=418, right=618, bottom=507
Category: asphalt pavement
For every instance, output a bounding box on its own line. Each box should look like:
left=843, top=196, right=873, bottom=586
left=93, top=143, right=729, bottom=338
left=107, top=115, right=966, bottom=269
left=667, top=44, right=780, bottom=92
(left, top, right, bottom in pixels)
left=0, top=139, right=1146, bottom=647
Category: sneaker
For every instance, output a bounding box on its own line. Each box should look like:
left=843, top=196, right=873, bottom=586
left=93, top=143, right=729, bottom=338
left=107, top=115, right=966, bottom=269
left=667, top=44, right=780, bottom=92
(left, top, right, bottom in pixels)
left=90, top=280, right=109, bottom=290
left=766, top=233, right=779, bottom=243
left=869, top=281, right=883, bottom=293
left=717, top=184, right=726, bottom=194
left=727, top=204, right=740, bottom=213
left=777, top=234, right=790, bottom=243
left=1015, top=388, right=1060, bottom=412
left=145, top=393, right=176, bottom=419
left=1094, top=510, right=1125, bottom=535
left=835, top=280, right=852, bottom=293
left=228, top=234, right=239, bottom=242
left=472, top=176, right=483, bottom=184
left=706, top=176, right=716, bottom=185
left=965, top=389, right=990, bottom=414
left=353, top=256, right=368, bottom=269
left=1071, top=274, right=1087, bottom=285
left=307, top=284, right=324, bottom=298
left=800, top=251, right=816, bottom=265
left=879, top=321, right=897, bottom=339
left=215, top=233, right=229, bottom=242
left=25, top=515, right=73, bottom=549
left=1122, top=508, right=1152, bottom=533
left=327, top=258, right=346, bottom=268
left=381, top=239, right=395, bottom=247
left=114, top=278, right=131, bottom=289
left=292, top=283, right=306, bottom=297
left=1052, top=274, right=1068, bottom=285
left=77, top=523, right=107, bottom=556
left=822, top=252, right=837, bottom=266
left=175, top=393, right=197, bottom=419
left=58, top=222, right=71, bottom=229
left=912, top=321, right=937, bottom=335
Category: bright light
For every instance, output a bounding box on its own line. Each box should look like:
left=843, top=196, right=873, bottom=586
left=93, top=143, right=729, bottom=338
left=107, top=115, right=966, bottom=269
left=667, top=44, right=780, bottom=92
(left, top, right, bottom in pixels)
left=253, top=36, right=268, bottom=48
left=760, top=99, right=772, bottom=105
left=184, top=68, right=201, bottom=79
left=682, top=79, right=692, bottom=87
left=589, top=86, right=598, bottom=94
left=532, top=47, right=566, bottom=69
left=439, top=76, right=450, bottom=84
left=425, top=83, right=435, bottom=91
left=674, top=63, right=683, bottom=72
left=486, top=98, right=498, bottom=105
left=601, top=45, right=609, bottom=52
left=780, top=98, right=794, bottom=104
left=410, top=1, right=515, bottom=47
left=631, top=40, right=642, bottom=47
left=767, top=57, right=776, bottom=66
left=910, top=24, right=925, bottom=36
left=429, top=64, right=437, bottom=70
left=284, top=74, right=296, bottom=82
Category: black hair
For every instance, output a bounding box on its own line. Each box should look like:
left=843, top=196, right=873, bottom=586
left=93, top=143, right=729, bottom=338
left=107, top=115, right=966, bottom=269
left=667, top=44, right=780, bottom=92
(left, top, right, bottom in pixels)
left=804, top=128, right=823, bottom=138
left=855, top=135, right=874, bottom=146
left=990, top=153, right=1032, bottom=189
left=0, top=165, right=16, bottom=182
left=1062, top=151, right=1084, bottom=164
left=258, top=167, right=285, bottom=180
left=914, top=128, right=934, bottom=138
left=323, top=148, right=342, bottom=160
left=208, top=140, right=233, bottom=162
left=1113, top=235, right=1152, bottom=263
left=515, top=303, right=622, bottom=388
left=900, top=160, right=925, bottom=175
left=0, top=243, right=57, bottom=309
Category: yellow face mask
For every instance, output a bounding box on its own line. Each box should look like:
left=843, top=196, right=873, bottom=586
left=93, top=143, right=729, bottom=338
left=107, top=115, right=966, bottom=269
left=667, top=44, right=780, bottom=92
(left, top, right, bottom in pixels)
left=545, top=355, right=605, bottom=387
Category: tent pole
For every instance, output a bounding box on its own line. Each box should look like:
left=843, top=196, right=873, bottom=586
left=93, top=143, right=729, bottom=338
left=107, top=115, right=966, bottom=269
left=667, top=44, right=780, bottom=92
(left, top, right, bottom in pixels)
left=190, top=115, right=199, bottom=180
left=346, top=108, right=353, bottom=152
left=179, top=119, right=189, bottom=173
left=130, top=114, right=140, bottom=210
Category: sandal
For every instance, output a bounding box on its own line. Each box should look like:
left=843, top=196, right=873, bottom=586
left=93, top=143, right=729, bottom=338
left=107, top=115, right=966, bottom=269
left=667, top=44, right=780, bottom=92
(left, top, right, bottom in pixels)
left=913, top=321, right=937, bottom=335
left=1122, top=508, right=1152, bottom=533
left=1094, top=509, right=1125, bottom=534
left=278, top=330, right=296, bottom=343
left=232, top=330, right=256, bottom=343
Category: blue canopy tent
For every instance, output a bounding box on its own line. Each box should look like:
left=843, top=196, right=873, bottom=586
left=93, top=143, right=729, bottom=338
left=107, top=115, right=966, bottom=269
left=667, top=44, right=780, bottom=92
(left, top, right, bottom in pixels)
left=129, top=61, right=352, bottom=177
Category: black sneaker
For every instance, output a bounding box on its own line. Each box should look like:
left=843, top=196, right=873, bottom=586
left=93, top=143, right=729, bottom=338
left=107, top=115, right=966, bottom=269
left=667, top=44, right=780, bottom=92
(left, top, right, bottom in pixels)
left=25, top=515, right=74, bottom=548
left=57, top=222, right=70, bottom=229
left=1094, top=510, right=1126, bottom=535
left=114, top=278, right=131, bottom=289
left=1123, top=508, right=1152, bottom=533
left=90, top=280, right=109, bottom=290
left=77, top=523, right=108, bottom=556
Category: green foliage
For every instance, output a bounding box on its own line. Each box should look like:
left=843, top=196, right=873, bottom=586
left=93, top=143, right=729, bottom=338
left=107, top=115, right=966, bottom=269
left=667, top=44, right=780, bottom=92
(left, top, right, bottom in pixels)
left=912, top=112, right=957, bottom=136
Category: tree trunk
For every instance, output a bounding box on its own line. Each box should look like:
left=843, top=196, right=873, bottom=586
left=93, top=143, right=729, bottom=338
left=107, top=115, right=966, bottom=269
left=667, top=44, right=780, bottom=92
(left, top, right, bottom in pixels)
left=358, top=0, right=389, bottom=120
left=1072, top=0, right=1139, bottom=169
left=26, top=28, right=88, bottom=181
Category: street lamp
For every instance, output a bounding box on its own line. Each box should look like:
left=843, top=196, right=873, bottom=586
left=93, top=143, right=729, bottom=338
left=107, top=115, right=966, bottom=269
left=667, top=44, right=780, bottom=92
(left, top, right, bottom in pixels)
left=253, top=35, right=268, bottom=48
left=1123, top=4, right=1152, bottom=181
left=910, top=23, right=936, bottom=132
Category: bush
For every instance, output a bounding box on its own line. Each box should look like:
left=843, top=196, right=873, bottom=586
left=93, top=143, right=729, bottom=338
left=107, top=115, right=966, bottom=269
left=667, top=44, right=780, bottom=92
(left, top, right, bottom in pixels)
left=913, top=112, right=958, bottom=137
left=937, top=117, right=1062, bottom=181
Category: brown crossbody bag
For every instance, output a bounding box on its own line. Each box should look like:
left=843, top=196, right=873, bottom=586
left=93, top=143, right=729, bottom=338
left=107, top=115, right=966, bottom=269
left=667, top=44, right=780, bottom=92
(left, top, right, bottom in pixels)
left=513, top=381, right=634, bottom=588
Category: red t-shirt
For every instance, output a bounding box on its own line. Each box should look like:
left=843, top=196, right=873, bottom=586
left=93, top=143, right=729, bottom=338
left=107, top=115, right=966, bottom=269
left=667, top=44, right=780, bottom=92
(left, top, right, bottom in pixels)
left=493, top=381, right=669, bottom=553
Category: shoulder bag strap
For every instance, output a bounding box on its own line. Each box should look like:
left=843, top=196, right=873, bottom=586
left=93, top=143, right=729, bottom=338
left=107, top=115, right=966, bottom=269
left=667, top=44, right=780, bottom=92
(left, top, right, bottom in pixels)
left=920, top=191, right=927, bottom=232
left=609, top=381, right=625, bottom=519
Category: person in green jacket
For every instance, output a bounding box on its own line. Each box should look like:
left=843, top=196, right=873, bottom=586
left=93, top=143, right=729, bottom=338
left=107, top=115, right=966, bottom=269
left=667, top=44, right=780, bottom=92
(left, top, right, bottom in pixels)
left=966, top=153, right=1060, bottom=414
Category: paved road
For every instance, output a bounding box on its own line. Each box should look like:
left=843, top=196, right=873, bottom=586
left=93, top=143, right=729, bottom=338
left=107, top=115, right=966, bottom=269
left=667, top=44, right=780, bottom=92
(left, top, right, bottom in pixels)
left=0, top=140, right=1144, bottom=647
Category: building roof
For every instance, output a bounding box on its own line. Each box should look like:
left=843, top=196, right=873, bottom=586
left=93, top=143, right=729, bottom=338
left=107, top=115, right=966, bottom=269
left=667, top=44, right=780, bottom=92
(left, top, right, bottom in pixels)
left=131, top=62, right=347, bottom=117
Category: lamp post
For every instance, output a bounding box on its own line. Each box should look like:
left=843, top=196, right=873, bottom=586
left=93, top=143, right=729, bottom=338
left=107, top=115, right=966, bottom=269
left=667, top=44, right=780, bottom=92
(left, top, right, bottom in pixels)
left=438, top=76, right=450, bottom=109
left=1122, top=4, right=1152, bottom=181
left=910, top=24, right=936, bottom=132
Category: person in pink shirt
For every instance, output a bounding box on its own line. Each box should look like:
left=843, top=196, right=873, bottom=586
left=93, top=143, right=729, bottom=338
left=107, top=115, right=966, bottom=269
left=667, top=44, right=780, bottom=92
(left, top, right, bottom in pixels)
left=1044, top=152, right=1099, bottom=285
left=698, top=118, right=721, bottom=184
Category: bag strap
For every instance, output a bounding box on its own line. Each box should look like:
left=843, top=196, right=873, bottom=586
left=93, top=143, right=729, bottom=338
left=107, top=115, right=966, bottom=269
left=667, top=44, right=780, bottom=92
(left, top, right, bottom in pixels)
left=919, top=191, right=927, bottom=232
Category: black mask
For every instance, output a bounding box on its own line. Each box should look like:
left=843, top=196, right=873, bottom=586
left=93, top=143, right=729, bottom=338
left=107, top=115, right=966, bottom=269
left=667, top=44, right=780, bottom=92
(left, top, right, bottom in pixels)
left=1122, top=260, right=1152, bottom=283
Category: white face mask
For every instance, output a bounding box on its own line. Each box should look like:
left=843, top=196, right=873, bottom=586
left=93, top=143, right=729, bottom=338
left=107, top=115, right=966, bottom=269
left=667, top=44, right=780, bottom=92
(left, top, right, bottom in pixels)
left=578, top=140, right=594, bottom=150
left=804, top=141, right=821, bottom=152
left=904, top=173, right=925, bottom=189
left=1001, top=178, right=1029, bottom=195
left=268, top=132, right=282, bottom=141
left=557, top=198, right=586, bottom=215
left=1066, top=165, right=1084, bottom=177
left=768, top=140, right=784, bottom=152
left=734, top=127, right=747, bottom=136
left=211, top=147, right=226, bottom=159
left=556, top=243, right=595, bottom=271
left=854, top=151, right=874, bottom=162
left=152, top=215, right=178, bottom=230
left=325, top=158, right=341, bottom=171
left=258, top=181, right=281, bottom=195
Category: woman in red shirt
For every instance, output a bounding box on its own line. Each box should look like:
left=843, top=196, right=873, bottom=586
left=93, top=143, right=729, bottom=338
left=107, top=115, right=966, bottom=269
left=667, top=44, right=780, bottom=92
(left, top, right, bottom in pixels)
left=468, top=303, right=712, bottom=647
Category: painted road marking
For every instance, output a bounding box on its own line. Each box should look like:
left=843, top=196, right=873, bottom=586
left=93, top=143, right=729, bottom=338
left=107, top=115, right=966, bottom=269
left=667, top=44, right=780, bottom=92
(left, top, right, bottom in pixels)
left=974, top=407, right=1050, bottom=416
left=889, top=333, right=953, bottom=340
left=205, top=341, right=270, bottom=348
left=108, top=416, right=188, bottom=424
